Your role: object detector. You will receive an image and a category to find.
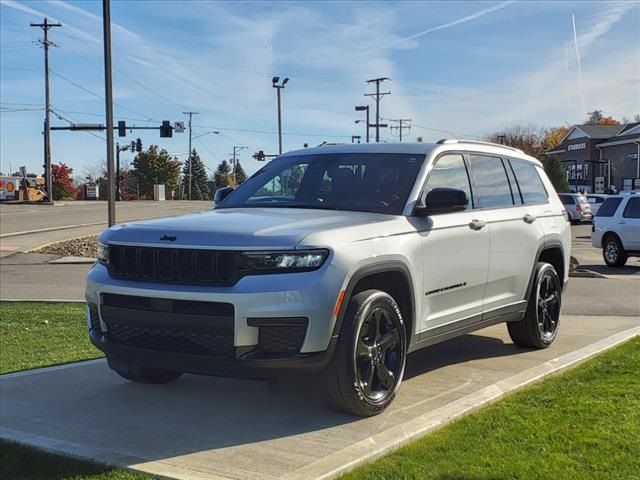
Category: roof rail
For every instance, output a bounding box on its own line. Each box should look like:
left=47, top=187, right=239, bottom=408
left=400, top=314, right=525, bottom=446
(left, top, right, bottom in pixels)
left=436, top=138, right=523, bottom=153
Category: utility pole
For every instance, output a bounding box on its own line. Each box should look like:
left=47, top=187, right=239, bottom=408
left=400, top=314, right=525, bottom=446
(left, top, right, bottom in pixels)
left=497, top=134, right=506, bottom=145
left=183, top=111, right=199, bottom=200
left=231, top=146, right=247, bottom=185
left=101, top=0, right=116, bottom=226
left=31, top=17, right=61, bottom=205
left=389, top=118, right=412, bottom=142
left=272, top=77, right=289, bottom=155
left=365, top=77, right=390, bottom=142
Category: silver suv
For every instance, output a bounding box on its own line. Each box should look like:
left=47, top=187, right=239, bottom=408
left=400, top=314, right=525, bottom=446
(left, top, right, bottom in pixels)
left=87, top=140, right=571, bottom=416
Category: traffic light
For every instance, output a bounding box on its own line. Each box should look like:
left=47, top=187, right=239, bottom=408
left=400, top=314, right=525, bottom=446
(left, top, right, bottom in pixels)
left=160, top=120, right=172, bottom=138
left=253, top=150, right=266, bottom=161
left=117, top=120, right=126, bottom=137
left=135, top=138, right=142, bottom=152
left=130, top=141, right=136, bottom=152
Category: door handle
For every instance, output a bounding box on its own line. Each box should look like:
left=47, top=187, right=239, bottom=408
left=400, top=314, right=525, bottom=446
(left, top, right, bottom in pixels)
left=523, top=214, right=537, bottom=224
left=469, top=219, right=486, bottom=230
left=619, top=220, right=626, bottom=225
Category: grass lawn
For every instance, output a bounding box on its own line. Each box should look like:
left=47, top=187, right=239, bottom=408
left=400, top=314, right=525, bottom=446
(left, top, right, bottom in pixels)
left=0, top=302, right=102, bottom=374
left=342, top=337, right=640, bottom=480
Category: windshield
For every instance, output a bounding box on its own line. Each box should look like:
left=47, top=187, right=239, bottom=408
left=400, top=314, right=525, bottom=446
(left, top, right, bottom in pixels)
left=217, top=153, right=425, bottom=215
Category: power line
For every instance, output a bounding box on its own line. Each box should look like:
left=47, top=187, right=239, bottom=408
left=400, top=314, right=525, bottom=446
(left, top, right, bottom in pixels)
left=194, top=124, right=351, bottom=139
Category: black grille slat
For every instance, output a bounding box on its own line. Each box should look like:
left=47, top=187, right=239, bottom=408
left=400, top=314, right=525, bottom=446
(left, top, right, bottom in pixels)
left=108, top=246, right=243, bottom=286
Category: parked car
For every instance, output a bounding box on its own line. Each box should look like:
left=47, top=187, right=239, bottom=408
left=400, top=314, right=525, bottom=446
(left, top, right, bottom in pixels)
left=592, top=193, right=640, bottom=266
left=558, top=193, right=593, bottom=224
left=586, top=194, right=609, bottom=216
left=86, top=140, right=571, bottom=416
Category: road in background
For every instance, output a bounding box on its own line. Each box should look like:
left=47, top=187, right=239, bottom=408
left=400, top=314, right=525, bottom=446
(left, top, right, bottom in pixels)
left=0, top=201, right=212, bottom=256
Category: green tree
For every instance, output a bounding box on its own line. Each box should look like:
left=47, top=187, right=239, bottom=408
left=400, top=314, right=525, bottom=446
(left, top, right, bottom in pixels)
left=181, top=149, right=210, bottom=200
left=213, top=160, right=233, bottom=188
left=542, top=156, right=569, bottom=193
left=234, top=161, right=247, bottom=184
left=131, top=145, right=181, bottom=199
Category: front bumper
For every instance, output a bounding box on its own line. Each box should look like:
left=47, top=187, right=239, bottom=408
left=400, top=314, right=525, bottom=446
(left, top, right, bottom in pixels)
left=86, top=261, right=346, bottom=376
left=90, top=329, right=337, bottom=378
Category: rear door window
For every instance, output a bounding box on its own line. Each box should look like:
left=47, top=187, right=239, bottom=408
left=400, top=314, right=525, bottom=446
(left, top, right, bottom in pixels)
left=623, top=197, right=640, bottom=218
left=596, top=198, right=622, bottom=217
left=509, top=160, right=549, bottom=204
left=467, top=154, right=514, bottom=209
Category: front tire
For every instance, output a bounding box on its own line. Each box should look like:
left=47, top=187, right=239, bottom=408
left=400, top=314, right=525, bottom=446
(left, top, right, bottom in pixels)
left=326, top=290, right=407, bottom=417
left=108, top=358, right=183, bottom=384
left=508, top=262, right=561, bottom=349
left=602, top=235, right=628, bottom=267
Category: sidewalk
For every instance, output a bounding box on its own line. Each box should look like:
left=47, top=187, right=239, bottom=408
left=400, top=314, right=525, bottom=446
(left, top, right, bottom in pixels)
left=1, top=316, right=638, bottom=480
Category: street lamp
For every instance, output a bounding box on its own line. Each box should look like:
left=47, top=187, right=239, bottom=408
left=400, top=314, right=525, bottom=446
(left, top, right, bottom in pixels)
left=192, top=130, right=220, bottom=140
left=272, top=76, right=289, bottom=155
left=355, top=105, right=369, bottom=143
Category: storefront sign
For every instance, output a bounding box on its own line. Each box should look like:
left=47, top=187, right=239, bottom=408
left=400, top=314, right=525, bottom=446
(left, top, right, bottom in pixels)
left=567, top=142, right=587, bottom=151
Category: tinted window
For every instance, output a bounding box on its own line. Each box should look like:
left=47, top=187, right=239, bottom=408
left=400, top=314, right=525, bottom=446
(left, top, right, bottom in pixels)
left=422, top=154, right=472, bottom=209
left=510, top=160, right=549, bottom=204
left=467, top=154, right=514, bottom=209
left=559, top=194, right=574, bottom=205
left=596, top=198, right=622, bottom=217
left=623, top=197, right=640, bottom=218
left=218, top=153, right=425, bottom=215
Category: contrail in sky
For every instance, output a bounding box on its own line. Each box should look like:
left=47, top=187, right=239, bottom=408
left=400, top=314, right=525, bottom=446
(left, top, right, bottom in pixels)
left=373, top=0, right=515, bottom=51
left=572, top=13, right=587, bottom=118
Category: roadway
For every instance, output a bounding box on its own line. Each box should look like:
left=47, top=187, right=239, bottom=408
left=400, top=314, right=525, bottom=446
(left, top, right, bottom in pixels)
left=0, top=200, right=212, bottom=255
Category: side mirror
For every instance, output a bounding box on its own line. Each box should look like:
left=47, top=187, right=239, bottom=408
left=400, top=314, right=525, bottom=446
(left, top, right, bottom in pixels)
left=414, top=188, right=468, bottom=216
left=214, top=186, right=235, bottom=205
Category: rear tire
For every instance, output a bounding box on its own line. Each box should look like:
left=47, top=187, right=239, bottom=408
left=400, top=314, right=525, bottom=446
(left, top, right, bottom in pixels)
left=325, top=290, right=407, bottom=417
left=508, top=262, right=561, bottom=349
left=602, top=235, right=628, bottom=267
left=108, top=358, right=183, bottom=384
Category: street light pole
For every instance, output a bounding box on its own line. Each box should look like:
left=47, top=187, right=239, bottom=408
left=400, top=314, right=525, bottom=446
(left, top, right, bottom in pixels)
left=272, top=77, right=289, bottom=155
left=102, top=0, right=116, bottom=226
left=355, top=106, right=370, bottom=143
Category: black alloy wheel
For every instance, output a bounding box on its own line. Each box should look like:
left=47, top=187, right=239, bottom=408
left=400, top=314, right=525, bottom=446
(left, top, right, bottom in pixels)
left=354, top=306, right=403, bottom=403
left=536, top=269, right=561, bottom=342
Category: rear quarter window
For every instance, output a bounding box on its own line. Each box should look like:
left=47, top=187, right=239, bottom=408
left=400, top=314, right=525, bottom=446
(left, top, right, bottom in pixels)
left=509, top=160, right=549, bottom=204
left=623, top=197, right=640, bottom=218
left=596, top=198, right=623, bottom=217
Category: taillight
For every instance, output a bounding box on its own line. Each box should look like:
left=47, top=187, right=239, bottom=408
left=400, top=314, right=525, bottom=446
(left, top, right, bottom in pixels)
left=576, top=204, right=582, bottom=212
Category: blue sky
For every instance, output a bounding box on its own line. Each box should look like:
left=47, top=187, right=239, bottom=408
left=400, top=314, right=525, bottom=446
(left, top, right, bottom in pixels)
left=1, top=0, right=639, bottom=179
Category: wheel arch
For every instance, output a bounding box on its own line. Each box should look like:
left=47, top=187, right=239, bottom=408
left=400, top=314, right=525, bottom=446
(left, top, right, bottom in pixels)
left=525, top=242, right=566, bottom=301
left=333, top=262, right=416, bottom=343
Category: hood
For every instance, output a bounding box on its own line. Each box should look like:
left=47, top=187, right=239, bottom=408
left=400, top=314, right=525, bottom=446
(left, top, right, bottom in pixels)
left=100, top=208, right=399, bottom=249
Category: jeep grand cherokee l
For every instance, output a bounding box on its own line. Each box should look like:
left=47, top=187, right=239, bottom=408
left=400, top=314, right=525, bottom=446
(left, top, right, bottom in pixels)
left=87, top=140, right=571, bottom=416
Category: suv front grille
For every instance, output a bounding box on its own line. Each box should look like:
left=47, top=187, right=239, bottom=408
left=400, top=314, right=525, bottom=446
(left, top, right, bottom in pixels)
left=108, top=245, right=242, bottom=285
left=106, top=322, right=234, bottom=357
left=101, top=294, right=235, bottom=358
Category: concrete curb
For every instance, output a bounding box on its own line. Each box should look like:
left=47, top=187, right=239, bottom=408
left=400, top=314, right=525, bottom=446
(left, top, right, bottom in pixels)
left=48, top=256, right=96, bottom=264
left=570, top=269, right=608, bottom=279
left=279, top=326, right=640, bottom=480
left=0, top=298, right=84, bottom=303
left=0, top=222, right=104, bottom=239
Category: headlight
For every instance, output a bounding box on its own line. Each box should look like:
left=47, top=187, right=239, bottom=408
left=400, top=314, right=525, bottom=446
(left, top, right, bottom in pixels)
left=243, top=249, right=329, bottom=272
left=96, top=242, right=109, bottom=264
